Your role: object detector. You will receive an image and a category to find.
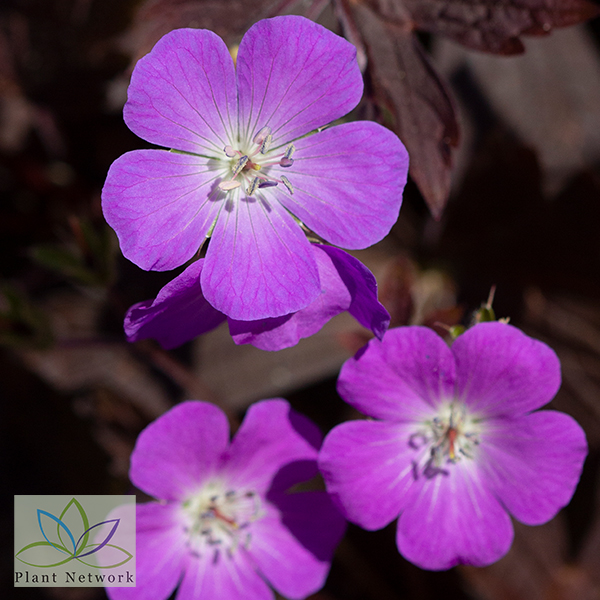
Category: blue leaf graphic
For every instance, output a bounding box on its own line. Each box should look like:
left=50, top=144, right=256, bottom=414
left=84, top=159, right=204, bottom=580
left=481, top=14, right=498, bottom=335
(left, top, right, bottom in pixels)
left=37, top=510, right=76, bottom=556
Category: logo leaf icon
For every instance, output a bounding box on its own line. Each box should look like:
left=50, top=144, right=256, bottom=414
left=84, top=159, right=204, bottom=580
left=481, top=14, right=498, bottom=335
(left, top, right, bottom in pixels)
left=37, top=510, right=75, bottom=556
left=59, top=498, right=89, bottom=554
left=75, top=519, right=120, bottom=558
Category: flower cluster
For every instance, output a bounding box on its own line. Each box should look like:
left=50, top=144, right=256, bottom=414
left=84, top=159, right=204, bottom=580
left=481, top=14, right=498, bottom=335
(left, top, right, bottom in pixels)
left=108, top=400, right=345, bottom=600
left=318, top=322, right=588, bottom=570
left=103, top=15, right=408, bottom=334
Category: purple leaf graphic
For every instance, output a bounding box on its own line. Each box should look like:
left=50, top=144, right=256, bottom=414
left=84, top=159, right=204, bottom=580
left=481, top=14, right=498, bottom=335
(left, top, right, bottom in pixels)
left=75, top=519, right=120, bottom=558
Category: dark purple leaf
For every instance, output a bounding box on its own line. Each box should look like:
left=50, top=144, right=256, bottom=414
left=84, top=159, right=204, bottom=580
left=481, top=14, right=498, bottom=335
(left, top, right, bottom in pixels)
left=341, top=1, right=459, bottom=217
left=398, top=0, right=600, bottom=55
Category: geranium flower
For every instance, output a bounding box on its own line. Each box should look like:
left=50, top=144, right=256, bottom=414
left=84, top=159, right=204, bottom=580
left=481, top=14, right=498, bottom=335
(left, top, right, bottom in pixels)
left=318, top=323, right=587, bottom=570
left=102, top=16, right=408, bottom=321
left=124, top=244, right=389, bottom=351
left=107, top=399, right=345, bottom=600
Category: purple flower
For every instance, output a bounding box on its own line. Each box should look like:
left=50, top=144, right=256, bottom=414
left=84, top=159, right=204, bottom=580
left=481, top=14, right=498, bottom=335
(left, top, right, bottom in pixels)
left=107, top=399, right=345, bottom=600
left=318, top=323, right=587, bottom=570
left=102, top=16, right=408, bottom=322
left=124, top=243, right=389, bottom=351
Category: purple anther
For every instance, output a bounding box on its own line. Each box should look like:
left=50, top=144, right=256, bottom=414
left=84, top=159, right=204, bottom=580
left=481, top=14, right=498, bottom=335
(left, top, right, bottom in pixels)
left=258, top=180, right=278, bottom=188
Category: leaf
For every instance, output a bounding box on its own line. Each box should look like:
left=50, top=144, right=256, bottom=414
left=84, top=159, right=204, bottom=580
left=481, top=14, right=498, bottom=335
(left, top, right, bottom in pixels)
left=59, top=498, right=89, bottom=556
left=399, top=0, right=600, bottom=55
left=76, top=519, right=119, bottom=558
left=343, top=1, right=459, bottom=217
left=37, top=509, right=75, bottom=556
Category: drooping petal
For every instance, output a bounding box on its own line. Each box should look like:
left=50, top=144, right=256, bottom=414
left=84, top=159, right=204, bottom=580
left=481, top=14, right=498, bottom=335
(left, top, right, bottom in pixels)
left=177, top=549, right=273, bottom=600
left=249, top=492, right=345, bottom=600
left=201, top=190, right=320, bottom=320
left=124, top=28, right=237, bottom=155
left=102, top=150, right=223, bottom=271
left=227, top=244, right=388, bottom=350
left=236, top=15, right=363, bottom=147
left=274, top=122, right=408, bottom=249
left=130, top=401, right=230, bottom=501
left=337, top=326, right=456, bottom=422
left=222, top=399, right=321, bottom=494
left=396, top=464, right=514, bottom=570
left=321, top=245, right=389, bottom=340
left=106, top=502, right=186, bottom=600
left=453, top=322, right=561, bottom=417
left=319, top=420, right=418, bottom=530
left=124, top=259, right=226, bottom=349
left=479, top=410, right=587, bottom=525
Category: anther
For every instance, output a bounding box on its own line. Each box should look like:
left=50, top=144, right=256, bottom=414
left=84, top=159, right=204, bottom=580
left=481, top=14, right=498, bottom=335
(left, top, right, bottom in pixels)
left=246, top=177, right=260, bottom=196
left=280, top=144, right=295, bottom=167
left=260, top=134, right=273, bottom=154
left=281, top=176, right=294, bottom=194
left=231, top=155, right=249, bottom=178
left=258, top=180, right=278, bottom=189
left=252, top=126, right=272, bottom=146
left=218, top=180, right=242, bottom=191
left=224, top=145, right=237, bottom=158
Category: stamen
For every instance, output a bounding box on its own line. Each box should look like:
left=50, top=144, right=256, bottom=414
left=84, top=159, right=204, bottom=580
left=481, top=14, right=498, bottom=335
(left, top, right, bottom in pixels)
left=258, top=180, right=278, bottom=189
left=224, top=145, right=237, bottom=158
left=218, top=180, right=242, bottom=191
left=280, top=144, right=295, bottom=167
left=246, top=177, right=260, bottom=196
left=252, top=126, right=272, bottom=146
left=281, top=175, right=294, bottom=194
left=231, top=155, right=249, bottom=179
left=260, top=134, right=273, bottom=155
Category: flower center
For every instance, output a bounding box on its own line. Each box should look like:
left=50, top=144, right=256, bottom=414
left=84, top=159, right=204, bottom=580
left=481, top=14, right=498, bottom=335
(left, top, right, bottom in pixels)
left=181, top=481, right=263, bottom=559
left=410, top=402, right=481, bottom=477
left=218, top=126, right=295, bottom=195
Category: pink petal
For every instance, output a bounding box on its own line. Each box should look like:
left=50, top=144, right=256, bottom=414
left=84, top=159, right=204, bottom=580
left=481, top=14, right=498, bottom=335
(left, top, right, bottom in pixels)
left=274, top=122, right=408, bottom=249
left=319, top=420, right=418, bottom=530
left=236, top=16, right=362, bottom=148
left=124, top=259, right=226, bottom=349
left=479, top=410, right=587, bottom=525
left=177, top=549, right=273, bottom=600
left=222, top=399, right=321, bottom=494
left=130, top=401, right=230, bottom=501
left=106, top=502, right=186, bottom=600
left=453, top=322, right=561, bottom=416
left=337, top=326, right=456, bottom=422
left=102, top=150, right=223, bottom=271
left=201, top=190, right=320, bottom=320
left=396, top=464, right=513, bottom=570
left=249, top=493, right=345, bottom=599
left=124, top=28, right=237, bottom=155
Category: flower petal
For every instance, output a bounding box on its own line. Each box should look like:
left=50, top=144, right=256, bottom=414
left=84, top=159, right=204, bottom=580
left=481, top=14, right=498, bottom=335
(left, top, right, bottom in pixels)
left=337, top=326, right=456, bottom=421
left=321, top=245, right=390, bottom=340
left=124, top=259, right=226, bottom=349
left=201, top=190, right=320, bottom=320
left=453, top=322, right=561, bottom=416
left=249, top=492, right=345, bottom=600
left=228, top=245, right=388, bottom=350
left=396, top=464, right=513, bottom=570
left=106, top=502, right=186, bottom=600
left=479, top=410, right=587, bottom=525
left=124, top=28, right=237, bottom=155
left=130, top=401, right=230, bottom=501
left=274, top=122, right=408, bottom=248
left=102, top=150, right=223, bottom=271
left=177, top=549, right=272, bottom=600
left=319, top=420, right=417, bottom=530
left=236, top=16, right=363, bottom=147
left=222, top=399, right=321, bottom=494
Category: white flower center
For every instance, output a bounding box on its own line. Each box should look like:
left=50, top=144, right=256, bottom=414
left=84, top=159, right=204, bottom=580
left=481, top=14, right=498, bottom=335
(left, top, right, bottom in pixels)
left=410, top=402, right=482, bottom=477
left=180, top=480, right=263, bottom=559
left=218, top=126, right=294, bottom=195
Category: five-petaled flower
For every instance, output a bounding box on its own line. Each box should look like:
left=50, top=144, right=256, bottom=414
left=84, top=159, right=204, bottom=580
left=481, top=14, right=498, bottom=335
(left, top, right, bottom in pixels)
left=124, top=243, right=390, bottom=351
left=106, top=399, right=345, bottom=600
left=318, top=322, right=587, bottom=570
left=102, top=15, right=408, bottom=322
